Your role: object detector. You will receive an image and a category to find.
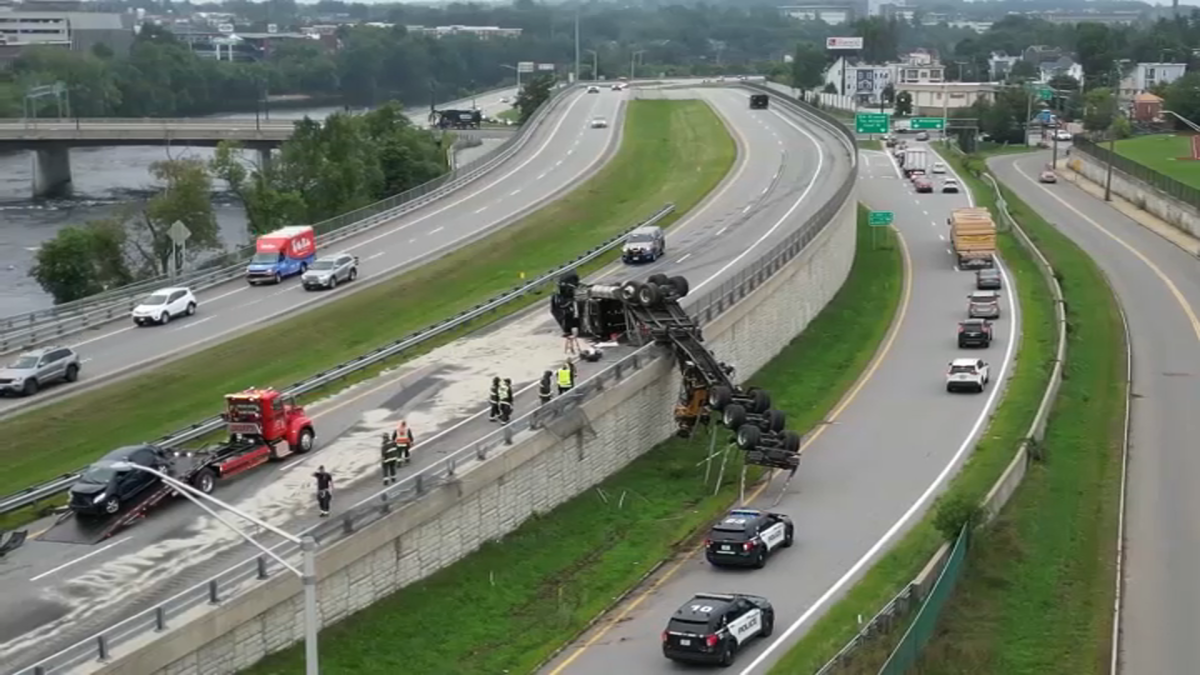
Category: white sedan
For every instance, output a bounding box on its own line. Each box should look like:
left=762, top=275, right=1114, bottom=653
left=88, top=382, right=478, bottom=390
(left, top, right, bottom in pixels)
left=932, top=162, right=947, bottom=174
left=131, top=287, right=198, bottom=326
left=590, top=117, right=608, bottom=129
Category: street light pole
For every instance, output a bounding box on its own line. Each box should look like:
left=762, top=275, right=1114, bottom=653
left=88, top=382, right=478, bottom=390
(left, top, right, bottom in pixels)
left=630, top=50, right=645, bottom=81
left=586, top=50, right=598, bottom=81
left=574, top=9, right=581, bottom=85
left=1104, top=129, right=1116, bottom=201
left=113, top=463, right=320, bottom=675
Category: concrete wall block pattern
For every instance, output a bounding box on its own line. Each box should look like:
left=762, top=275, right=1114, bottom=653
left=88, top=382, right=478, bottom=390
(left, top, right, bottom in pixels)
left=1071, top=152, right=1200, bottom=238
left=94, top=182, right=857, bottom=675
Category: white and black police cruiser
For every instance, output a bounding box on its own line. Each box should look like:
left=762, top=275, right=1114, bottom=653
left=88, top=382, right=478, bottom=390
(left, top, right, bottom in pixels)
left=704, top=508, right=794, bottom=568
left=662, top=592, right=775, bottom=667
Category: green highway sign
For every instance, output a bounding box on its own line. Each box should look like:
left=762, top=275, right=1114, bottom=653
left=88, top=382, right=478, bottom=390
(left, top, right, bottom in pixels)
left=1038, top=87, right=1054, bottom=101
left=868, top=211, right=894, bottom=227
left=855, top=112, right=890, bottom=134
left=910, top=117, right=945, bottom=131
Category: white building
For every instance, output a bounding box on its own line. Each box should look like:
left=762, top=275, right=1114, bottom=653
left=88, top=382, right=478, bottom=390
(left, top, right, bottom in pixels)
left=988, top=53, right=1019, bottom=82
left=1118, top=62, right=1187, bottom=98
left=405, top=25, right=522, bottom=39
left=899, top=82, right=998, bottom=116
left=825, top=57, right=893, bottom=104
left=0, top=9, right=69, bottom=45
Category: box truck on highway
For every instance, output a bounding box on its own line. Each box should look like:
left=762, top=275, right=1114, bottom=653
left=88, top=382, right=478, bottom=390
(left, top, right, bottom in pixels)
left=246, top=225, right=317, bottom=285
left=948, top=207, right=997, bottom=269
left=901, top=148, right=928, bottom=176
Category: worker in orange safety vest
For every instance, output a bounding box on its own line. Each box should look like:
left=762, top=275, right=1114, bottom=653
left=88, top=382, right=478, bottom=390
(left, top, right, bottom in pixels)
left=392, top=421, right=415, bottom=466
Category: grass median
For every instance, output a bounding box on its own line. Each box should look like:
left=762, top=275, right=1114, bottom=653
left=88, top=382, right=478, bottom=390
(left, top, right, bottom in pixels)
left=764, top=145, right=1058, bottom=675
left=0, top=99, right=735, bottom=500
left=912, top=162, right=1126, bottom=674
left=243, top=205, right=903, bottom=675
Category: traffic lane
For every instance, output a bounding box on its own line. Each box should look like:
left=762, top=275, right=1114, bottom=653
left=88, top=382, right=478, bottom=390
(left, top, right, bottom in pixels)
left=657, top=89, right=852, bottom=288
left=541, top=153, right=1016, bottom=675
left=0, top=90, right=619, bottom=414
left=991, top=152, right=1200, bottom=674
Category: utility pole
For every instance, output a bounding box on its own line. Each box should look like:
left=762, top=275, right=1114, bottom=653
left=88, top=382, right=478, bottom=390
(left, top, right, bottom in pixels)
left=630, top=50, right=645, bottom=81
left=1104, top=127, right=1117, bottom=201
left=574, top=9, right=581, bottom=85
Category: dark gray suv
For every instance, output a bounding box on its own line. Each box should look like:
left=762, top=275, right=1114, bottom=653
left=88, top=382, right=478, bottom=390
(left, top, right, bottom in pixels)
left=0, top=346, right=81, bottom=396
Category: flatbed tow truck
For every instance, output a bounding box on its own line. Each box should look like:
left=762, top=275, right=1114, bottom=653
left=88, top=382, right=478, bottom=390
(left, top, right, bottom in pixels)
left=551, top=271, right=803, bottom=504
left=42, top=388, right=316, bottom=545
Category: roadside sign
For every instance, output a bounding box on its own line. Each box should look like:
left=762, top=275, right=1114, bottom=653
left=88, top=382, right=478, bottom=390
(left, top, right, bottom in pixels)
left=517, top=61, right=535, bottom=73
left=167, top=220, right=191, bottom=245
left=855, top=112, right=890, bottom=135
left=868, top=211, right=894, bottom=227
left=910, top=117, right=945, bottom=131
left=1038, top=87, right=1053, bottom=101
left=826, top=37, right=864, bottom=50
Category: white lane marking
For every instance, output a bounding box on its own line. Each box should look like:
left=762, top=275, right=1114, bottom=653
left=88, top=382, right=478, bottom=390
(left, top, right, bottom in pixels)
left=366, top=252, right=386, bottom=260
left=740, top=144, right=1019, bottom=675
left=474, top=207, right=487, bottom=214
left=938, top=233, right=946, bottom=241
left=743, top=204, right=754, bottom=214
left=510, top=189, right=522, bottom=196
left=171, top=316, right=216, bottom=330
left=675, top=253, right=692, bottom=264
left=537, top=172, right=547, bottom=180
left=429, top=227, right=444, bottom=235
left=72, top=325, right=134, bottom=348
left=715, top=226, right=728, bottom=236
left=691, top=107, right=826, bottom=294
left=31, top=537, right=133, bottom=582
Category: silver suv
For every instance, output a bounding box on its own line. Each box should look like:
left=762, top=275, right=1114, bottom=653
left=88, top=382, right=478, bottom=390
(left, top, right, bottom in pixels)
left=302, top=253, right=359, bottom=291
left=0, top=346, right=81, bottom=396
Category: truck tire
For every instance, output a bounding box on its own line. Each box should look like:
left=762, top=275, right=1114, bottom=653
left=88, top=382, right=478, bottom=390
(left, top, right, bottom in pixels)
left=647, top=273, right=669, bottom=287
left=783, top=430, right=802, bottom=453
left=292, top=427, right=315, bottom=454
left=748, top=388, right=771, bottom=414
left=636, top=282, right=661, bottom=307
left=621, top=280, right=642, bottom=303
left=737, top=424, right=762, bottom=450
left=668, top=275, right=690, bottom=298
left=708, top=385, right=734, bottom=411
left=767, top=409, right=786, bottom=433
left=722, top=404, right=747, bottom=430
left=192, top=468, right=217, bottom=495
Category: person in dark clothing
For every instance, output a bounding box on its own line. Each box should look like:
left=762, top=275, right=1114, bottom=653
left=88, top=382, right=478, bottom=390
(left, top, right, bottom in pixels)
left=499, top=378, right=514, bottom=423
left=313, top=466, right=333, bottom=516
left=488, top=376, right=501, bottom=422
left=538, top=370, right=553, bottom=405
left=380, top=433, right=401, bottom=486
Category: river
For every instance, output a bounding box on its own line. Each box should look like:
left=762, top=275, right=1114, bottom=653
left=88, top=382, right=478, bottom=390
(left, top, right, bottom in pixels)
left=0, top=104, right=359, bottom=317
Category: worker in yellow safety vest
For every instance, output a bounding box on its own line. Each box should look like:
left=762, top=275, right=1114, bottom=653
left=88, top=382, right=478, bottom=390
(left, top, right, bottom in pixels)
left=557, top=361, right=575, bottom=395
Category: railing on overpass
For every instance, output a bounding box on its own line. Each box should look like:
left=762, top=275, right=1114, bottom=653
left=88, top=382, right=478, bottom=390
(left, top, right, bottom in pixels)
left=0, top=84, right=575, bottom=357
left=11, top=83, right=858, bottom=675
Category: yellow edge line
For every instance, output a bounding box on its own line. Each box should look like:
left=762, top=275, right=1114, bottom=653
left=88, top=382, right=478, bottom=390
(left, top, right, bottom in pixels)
left=546, top=217, right=914, bottom=674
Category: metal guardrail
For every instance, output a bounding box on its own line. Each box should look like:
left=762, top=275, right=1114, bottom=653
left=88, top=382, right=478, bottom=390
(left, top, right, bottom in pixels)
left=15, top=85, right=858, bottom=675
left=0, top=85, right=576, bottom=355
left=0, top=203, right=676, bottom=516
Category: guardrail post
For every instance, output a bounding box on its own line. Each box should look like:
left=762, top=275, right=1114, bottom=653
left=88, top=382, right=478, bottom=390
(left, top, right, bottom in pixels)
left=96, top=635, right=109, bottom=662
left=257, top=555, right=269, bottom=580
left=208, top=579, right=220, bottom=604
left=34, top=666, right=46, bottom=675
left=447, top=458, right=456, bottom=476
left=476, top=444, right=487, bottom=461
left=342, top=514, right=355, bottom=534
left=378, top=490, right=391, bottom=514
left=155, top=606, right=167, bottom=632
left=415, top=474, right=425, bottom=495
left=503, top=425, right=513, bottom=446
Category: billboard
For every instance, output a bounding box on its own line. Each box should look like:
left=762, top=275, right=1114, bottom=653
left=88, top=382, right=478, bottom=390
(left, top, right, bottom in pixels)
left=826, top=37, right=864, bottom=50
left=537, top=63, right=555, bottom=71
left=517, top=61, right=535, bottom=73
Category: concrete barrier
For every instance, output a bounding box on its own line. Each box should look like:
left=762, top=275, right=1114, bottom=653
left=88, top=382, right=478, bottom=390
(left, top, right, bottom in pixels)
left=85, top=181, right=859, bottom=675
left=1067, top=150, right=1200, bottom=240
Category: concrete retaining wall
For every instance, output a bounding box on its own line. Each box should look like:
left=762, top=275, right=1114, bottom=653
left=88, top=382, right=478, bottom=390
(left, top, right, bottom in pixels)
left=1069, top=151, right=1200, bottom=239
left=88, top=164, right=859, bottom=675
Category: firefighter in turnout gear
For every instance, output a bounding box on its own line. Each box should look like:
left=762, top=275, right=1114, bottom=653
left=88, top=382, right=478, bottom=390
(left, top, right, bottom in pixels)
left=538, top=370, right=553, bottom=405
left=488, top=376, right=501, bottom=422
left=392, top=421, right=414, bottom=465
left=498, top=378, right=514, bottom=423
left=380, top=433, right=402, bottom=485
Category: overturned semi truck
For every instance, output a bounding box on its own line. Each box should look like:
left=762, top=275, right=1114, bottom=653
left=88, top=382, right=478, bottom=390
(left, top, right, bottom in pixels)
left=549, top=271, right=803, bottom=473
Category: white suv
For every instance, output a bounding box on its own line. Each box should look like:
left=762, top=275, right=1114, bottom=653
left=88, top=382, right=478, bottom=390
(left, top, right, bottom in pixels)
left=946, top=358, right=990, bottom=393
left=131, top=287, right=198, bottom=326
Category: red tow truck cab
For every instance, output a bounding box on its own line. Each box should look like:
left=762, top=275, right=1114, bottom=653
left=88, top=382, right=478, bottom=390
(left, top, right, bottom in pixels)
left=221, top=388, right=317, bottom=463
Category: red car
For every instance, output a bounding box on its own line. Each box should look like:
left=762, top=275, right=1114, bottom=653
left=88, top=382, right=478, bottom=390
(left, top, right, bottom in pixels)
left=914, top=177, right=933, bottom=193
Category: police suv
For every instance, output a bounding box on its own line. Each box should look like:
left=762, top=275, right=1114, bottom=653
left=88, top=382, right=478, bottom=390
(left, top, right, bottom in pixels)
left=705, top=508, right=794, bottom=568
left=662, top=592, right=775, bottom=666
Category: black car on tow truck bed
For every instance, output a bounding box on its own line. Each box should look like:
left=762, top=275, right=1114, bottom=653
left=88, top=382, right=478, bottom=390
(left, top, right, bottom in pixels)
left=705, top=508, right=794, bottom=568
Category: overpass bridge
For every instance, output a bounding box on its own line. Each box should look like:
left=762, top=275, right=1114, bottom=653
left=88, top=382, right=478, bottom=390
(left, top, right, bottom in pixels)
left=0, top=118, right=516, bottom=198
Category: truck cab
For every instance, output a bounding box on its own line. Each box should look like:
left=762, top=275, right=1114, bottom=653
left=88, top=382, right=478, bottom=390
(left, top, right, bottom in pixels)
left=222, top=388, right=316, bottom=456
left=247, top=226, right=317, bottom=285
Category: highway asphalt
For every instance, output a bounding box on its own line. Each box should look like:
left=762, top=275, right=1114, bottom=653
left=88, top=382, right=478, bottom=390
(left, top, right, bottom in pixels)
left=540, top=141, right=1022, bottom=675
left=991, top=151, right=1200, bottom=675
left=0, top=86, right=621, bottom=418
left=0, top=86, right=854, bottom=672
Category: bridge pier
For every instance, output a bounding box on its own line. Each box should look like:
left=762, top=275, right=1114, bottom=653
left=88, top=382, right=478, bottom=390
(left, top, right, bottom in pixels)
left=32, top=145, right=72, bottom=199
left=256, top=147, right=273, bottom=173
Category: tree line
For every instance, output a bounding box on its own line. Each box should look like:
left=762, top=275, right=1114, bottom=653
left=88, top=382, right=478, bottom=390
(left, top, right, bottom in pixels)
left=31, top=103, right=447, bottom=303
